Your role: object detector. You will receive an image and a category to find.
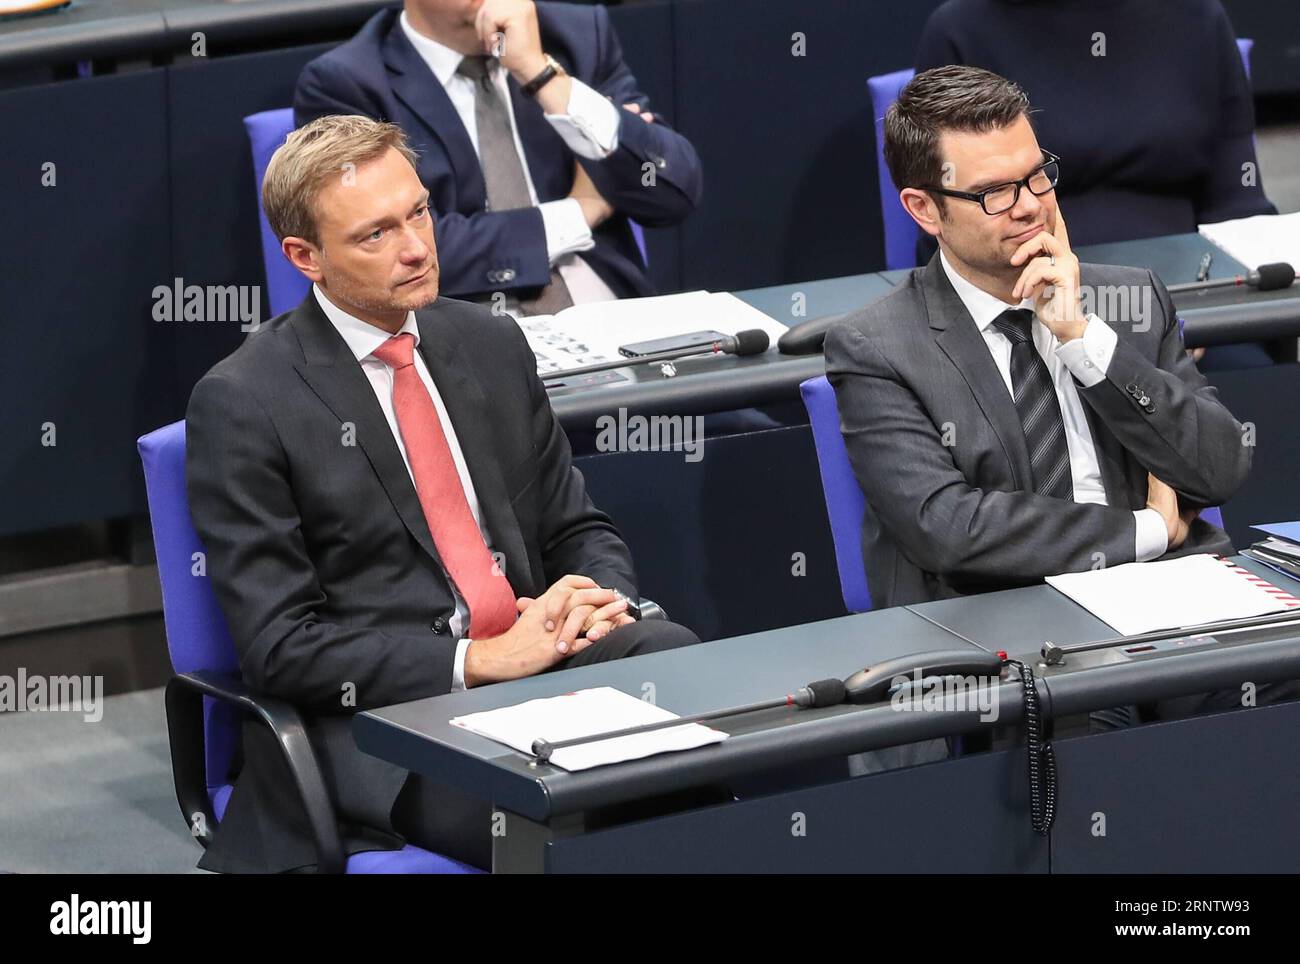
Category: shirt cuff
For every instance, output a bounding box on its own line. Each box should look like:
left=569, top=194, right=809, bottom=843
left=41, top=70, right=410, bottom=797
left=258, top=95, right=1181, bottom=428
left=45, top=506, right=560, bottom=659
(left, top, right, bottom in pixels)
left=1056, top=313, right=1117, bottom=388
left=451, top=638, right=473, bottom=692
left=544, top=79, right=621, bottom=159
left=539, top=198, right=595, bottom=264
left=1134, top=508, right=1170, bottom=562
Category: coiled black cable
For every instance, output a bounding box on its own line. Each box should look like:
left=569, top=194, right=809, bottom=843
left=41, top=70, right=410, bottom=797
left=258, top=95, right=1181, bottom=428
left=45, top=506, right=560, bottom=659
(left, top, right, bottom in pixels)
left=1006, top=658, right=1056, bottom=835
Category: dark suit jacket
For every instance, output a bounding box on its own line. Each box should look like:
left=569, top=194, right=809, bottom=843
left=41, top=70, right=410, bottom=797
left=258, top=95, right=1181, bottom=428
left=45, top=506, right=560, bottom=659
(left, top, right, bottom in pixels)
left=185, top=293, right=636, bottom=872
left=294, top=4, right=702, bottom=301
left=824, top=256, right=1250, bottom=609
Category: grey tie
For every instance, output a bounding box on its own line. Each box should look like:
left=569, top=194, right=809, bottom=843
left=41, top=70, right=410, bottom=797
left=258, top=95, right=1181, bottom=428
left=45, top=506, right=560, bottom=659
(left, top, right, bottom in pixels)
left=456, top=55, right=573, bottom=313
left=991, top=308, right=1075, bottom=500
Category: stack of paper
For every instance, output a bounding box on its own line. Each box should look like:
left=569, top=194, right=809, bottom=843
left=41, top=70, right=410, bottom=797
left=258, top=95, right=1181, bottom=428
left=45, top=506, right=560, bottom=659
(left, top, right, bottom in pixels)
left=514, top=290, right=787, bottom=374
left=1244, top=522, right=1300, bottom=582
left=1045, top=553, right=1300, bottom=636
left=1198, top=212, right=1300, bottom=271
left=450, top=686, right=727, bottom=772
left=1252, top=537, right=1300, bottom=562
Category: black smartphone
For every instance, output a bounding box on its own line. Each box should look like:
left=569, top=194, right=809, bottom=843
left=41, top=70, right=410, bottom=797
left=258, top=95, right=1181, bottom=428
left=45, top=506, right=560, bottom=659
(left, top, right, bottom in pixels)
left=617, top=329, right=728, bottom=359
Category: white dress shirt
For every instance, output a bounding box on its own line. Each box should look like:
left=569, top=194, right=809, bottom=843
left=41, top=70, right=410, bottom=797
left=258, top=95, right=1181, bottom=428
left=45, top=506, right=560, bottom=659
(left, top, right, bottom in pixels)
left=400, top=12, right=619, bottom=307
left=315, top=286, right=483, bottom=690
left=938, top=252, right=1168, bottom=564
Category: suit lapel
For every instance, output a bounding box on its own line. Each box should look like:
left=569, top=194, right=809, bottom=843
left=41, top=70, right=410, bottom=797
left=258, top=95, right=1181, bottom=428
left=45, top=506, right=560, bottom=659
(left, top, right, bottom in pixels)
left=382, top=19, right=487, bottom=211
left=288, top=295, right=445, bottom=567
left=416, top=304, right=533, bottom=594
left=921, top=257, right=1033, bottom=490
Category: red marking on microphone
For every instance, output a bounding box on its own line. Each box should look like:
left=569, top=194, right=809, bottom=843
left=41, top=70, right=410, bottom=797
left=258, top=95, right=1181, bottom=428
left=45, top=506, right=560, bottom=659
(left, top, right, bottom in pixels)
left=786, top=694, right=794, bottom=706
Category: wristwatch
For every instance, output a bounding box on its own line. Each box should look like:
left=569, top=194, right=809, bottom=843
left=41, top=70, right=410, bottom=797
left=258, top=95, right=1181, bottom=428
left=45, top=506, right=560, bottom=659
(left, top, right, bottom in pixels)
left=521, top=54, right=564, bottom=97
left=609, top=587, right=642, bottom=621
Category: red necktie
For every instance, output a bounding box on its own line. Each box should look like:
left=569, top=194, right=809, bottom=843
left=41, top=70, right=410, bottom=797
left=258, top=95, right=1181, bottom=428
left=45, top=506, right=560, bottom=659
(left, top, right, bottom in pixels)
left=372, top=333, right=516, bottom=639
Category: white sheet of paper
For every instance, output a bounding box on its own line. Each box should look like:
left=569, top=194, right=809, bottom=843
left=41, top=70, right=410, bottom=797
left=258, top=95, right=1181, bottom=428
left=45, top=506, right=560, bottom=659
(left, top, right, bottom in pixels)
left=514, top=290, right=788, bottom=374
left=1198, top=212, right=1300, bottom=271
left=1045, top=554, right=1299, bottom=636
left=449, top=686, right=727, bottom=772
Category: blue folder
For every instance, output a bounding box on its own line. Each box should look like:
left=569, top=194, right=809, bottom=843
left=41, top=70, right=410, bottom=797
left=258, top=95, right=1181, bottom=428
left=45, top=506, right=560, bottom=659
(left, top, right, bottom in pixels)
left=1251, top=521, right=1300, bottom=544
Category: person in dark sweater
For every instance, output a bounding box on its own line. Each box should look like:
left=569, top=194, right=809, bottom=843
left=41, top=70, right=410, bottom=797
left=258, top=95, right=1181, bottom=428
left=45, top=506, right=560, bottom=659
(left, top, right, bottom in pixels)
left=915, top=0, right=1276, bottom=250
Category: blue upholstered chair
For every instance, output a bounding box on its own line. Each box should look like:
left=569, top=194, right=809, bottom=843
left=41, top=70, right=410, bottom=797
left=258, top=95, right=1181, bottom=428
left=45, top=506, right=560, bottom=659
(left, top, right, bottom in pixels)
left=866, top=68, right=918, bottom=272
left=1236, top=37, right=1254, bottom=81
left=244, top=109, right=311, bottom=317
left=138, top=419, right=481, bottom=874
left=799, top=375, right=872, bottom=613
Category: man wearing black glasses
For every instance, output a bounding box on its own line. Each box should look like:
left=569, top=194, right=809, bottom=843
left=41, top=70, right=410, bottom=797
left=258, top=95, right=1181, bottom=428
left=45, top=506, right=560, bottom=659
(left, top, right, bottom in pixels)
left=825, top=65, right=1251, bottom=611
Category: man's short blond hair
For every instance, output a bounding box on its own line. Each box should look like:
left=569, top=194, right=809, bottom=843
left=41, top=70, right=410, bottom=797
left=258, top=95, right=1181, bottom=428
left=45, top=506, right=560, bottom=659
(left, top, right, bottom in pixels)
left=262, top=114, right=419, bottom=246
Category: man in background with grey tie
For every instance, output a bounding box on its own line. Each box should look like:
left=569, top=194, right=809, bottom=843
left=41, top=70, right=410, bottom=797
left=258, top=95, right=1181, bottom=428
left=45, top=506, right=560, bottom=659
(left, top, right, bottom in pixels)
left=295, top=0, right=702, bottom=313
left=825, top=66, right=1252, bottom=611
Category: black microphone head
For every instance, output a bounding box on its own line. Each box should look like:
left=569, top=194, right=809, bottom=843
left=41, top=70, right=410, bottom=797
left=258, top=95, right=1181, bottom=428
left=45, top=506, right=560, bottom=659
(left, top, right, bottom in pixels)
left=796, top=678, right=847, bottom=708
left=1252, top=262, right=1295, bottom=291
left=731, top=329, right=770, bottom=356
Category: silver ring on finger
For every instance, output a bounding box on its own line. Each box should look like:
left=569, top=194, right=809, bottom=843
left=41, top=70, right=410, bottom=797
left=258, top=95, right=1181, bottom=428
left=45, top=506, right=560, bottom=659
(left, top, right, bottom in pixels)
left=1049, top=254, right=1056, bottom=266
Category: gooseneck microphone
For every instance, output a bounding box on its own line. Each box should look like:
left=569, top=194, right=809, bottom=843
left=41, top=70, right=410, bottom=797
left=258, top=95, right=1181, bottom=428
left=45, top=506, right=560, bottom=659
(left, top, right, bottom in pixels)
left=1168, top=261, right=1295, bottom=295
left=541, top=328, right=770, bottom=383
left=529, top=677, right=846, bottom=764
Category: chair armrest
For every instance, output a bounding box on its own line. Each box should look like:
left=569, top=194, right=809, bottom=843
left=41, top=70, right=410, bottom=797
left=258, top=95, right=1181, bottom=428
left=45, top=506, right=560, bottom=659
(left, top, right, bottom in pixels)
left=637, top=597, right=667, bottom=622
left=165, top=671, right=346, bottom=874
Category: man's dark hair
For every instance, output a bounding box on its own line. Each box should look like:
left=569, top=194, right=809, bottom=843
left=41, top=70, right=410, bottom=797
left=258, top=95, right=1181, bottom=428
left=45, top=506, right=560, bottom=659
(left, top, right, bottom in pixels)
left=883, top=65, right=1033, bottom=199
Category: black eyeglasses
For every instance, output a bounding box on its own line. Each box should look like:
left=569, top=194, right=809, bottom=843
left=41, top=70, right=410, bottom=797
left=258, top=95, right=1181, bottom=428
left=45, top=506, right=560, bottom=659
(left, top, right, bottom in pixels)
left=925, top=151, right=1060, bottom=215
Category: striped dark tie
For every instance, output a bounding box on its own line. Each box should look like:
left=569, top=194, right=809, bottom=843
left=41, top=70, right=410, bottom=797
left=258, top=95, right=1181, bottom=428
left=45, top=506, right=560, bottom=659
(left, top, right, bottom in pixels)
left=990, top=308, right=1074, bottom=500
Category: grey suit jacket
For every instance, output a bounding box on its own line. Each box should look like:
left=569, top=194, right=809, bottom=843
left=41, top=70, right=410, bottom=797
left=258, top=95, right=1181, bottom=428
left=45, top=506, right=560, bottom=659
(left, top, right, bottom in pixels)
left=824, top=254, right=1249, bottom=609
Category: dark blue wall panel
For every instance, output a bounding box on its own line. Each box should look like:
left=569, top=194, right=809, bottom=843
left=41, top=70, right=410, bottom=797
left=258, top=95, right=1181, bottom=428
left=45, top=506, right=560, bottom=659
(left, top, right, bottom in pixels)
left=670, top=0, right=943, bottom=292
left=0, top=69, right=173, bottom=534
left=167, top=42, right=337, bottom=396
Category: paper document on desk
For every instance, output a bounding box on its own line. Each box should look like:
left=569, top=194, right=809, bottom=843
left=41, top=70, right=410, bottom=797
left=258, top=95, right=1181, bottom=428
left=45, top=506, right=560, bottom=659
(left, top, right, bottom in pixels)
left=449, top=686, right=728, bottom=771
left=1198, top=212, right=1300, bottom=271
left=514, top=290, right=787, bottom=374
left=1045, top=554, right=1300, bottom=636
